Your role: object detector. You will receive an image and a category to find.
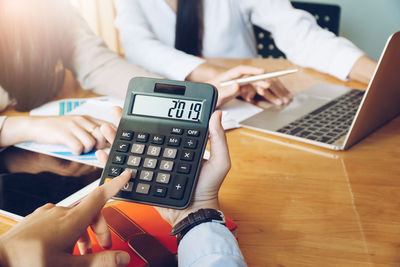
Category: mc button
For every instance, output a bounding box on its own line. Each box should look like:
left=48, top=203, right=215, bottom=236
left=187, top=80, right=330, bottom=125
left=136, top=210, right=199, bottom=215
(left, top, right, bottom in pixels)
left=120, top=131, right=133, bottom=141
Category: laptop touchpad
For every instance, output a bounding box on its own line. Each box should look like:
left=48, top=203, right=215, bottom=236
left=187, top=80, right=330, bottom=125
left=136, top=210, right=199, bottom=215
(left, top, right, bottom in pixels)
left=241, top=84, right=351, bottom=131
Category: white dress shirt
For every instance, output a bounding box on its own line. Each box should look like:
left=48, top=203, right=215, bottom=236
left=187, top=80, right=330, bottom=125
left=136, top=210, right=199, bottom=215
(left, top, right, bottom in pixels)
left=179, top=222, right=247, bottom=266
left=115, top=0, right=364, bottom=81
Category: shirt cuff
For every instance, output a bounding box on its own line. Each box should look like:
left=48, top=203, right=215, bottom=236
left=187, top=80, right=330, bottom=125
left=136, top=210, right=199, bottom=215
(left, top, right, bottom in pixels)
left=164, top=56, right=206, bottom=81
left=327, top=39, right=365, bottom=81
left=178, top=222, right=246, bottom=267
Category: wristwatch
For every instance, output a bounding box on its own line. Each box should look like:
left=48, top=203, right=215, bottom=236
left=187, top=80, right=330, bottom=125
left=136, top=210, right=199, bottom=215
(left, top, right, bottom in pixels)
left=170, top=209, right=226, bottom=245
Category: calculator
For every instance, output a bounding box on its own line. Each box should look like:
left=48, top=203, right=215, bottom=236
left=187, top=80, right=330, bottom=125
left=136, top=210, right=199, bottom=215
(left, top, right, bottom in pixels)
left=99, top=77, right=218, bottom=209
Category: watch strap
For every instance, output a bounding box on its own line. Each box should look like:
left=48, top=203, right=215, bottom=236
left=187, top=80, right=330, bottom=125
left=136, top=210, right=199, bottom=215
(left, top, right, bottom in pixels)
left=102, top=206, right=177, bottom=267
left=170, top=209, right=226, bottom=244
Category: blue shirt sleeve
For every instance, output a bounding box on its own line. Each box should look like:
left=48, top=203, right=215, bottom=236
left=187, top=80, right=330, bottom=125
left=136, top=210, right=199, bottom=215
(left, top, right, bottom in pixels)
left=178, top=222, right=247, bottom=267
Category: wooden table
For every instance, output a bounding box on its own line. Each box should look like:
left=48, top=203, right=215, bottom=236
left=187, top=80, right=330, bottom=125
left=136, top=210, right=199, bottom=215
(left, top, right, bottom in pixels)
left=1, top=59, right=399, bottom=266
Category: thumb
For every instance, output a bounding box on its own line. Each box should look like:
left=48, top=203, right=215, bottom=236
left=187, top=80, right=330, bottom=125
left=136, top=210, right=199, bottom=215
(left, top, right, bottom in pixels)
left=65, top=250, right=130, bottom=267
left=95, top=150, right=108, bottom=166
left=110, top=106, right=123, bottom=122
left=208, top=111, right=230, bottom=173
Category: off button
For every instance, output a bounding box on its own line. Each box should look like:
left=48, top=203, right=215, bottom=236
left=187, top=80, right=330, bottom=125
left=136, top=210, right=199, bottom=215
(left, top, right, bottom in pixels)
left=187, top=129, right=200, bottom=137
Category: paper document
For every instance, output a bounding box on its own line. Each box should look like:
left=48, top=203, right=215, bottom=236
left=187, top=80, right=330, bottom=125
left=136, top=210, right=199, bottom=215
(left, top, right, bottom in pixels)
left=220, top=99, right=263, bottom=130
left=30, top=98, right=89, bottom=116
left=67, top=97, right=123, bottom=125
left=14, top=142, right=107, bottom=168
left=15, top=97, right=122, bottom=167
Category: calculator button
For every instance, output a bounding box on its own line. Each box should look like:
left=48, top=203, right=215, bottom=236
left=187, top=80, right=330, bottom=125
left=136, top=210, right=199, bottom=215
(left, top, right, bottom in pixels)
left=147, top=146, right=161, bottom=157
left=120, top=131, right=133, bottom=141
left=171, top=128, right=183, bottom=135
left=109, top=166, right=122, bottom=176
left=187, top=129, right=200, bottom=137
left=121, top=182, right=134, bottom=192
left=167, top=136, right=181, bottom=147
left=151, top=135, right=165, bottom=145
left=112, top=154, right=126, bottom=165
left=135, top=133, right=149, bottom=143
left=131, top=144, right=145, bottom=154
left=171, top=176, right=187, bottom=200
left=127, top=156, right=141, bottom=167
left=180, top=150, right=194, bottom=161
left=156, top=173, right=171, bottom=184
left=163, top=148, right=177, bottom=159
left=159, top=160, right=174, bottom=171
left=116, top=142, right=130, bottom=153
left=153, top=186, right=168, bottom=197
left=143, top=158, right=158, bottom=169
left=177, top=163, right=191, bottom=174
left=139, top=170, right=154, bottom=181
left=184, top=138, right=198, bottom=149
left=136, top=183, right=150, bottom=195
left=125, top=168, right=138, bottom=179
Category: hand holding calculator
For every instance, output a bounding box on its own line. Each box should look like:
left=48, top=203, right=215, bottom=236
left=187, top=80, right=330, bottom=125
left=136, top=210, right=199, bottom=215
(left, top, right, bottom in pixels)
left=100, top=78, right=218, bottom=209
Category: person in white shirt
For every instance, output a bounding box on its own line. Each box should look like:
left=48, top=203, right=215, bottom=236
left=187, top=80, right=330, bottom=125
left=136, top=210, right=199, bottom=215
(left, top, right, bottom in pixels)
left=114, top=0, right=377, bottom=106
left=0, top=0, right=158, bottom=154
left=0, top=109, right=247, bottom=267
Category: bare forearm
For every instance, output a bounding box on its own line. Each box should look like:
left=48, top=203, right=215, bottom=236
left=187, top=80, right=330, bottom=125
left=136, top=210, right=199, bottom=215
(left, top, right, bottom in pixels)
left=348, top=55, right=378, bottom=84
left=0, top=117, right=34, bottom=147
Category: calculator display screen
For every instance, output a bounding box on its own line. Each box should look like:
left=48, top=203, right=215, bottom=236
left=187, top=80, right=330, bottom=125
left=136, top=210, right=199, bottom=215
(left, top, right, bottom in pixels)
left=131, top=95, right=204, bottom=122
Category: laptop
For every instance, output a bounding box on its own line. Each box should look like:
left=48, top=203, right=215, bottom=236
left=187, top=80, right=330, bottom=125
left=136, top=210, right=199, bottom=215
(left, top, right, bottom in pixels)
left=241, top=31, right=400, bottom=150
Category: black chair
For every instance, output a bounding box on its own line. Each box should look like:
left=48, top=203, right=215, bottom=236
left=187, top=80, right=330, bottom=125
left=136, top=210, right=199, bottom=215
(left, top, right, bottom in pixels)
left=254, top=1, right=341, bottom=59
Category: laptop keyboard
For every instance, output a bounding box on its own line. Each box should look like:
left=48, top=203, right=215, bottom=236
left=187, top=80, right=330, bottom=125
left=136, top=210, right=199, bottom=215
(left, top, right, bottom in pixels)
left=277, top=89, right=365, bottom=144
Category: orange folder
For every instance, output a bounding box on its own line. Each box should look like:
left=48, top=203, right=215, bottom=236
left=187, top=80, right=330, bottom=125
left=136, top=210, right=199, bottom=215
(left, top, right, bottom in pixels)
left=73, top=201, right=237, bottom=267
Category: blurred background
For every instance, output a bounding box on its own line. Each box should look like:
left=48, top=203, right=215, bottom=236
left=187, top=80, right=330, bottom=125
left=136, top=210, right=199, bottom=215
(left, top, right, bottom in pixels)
left=69, top=0, right=400, bottom=60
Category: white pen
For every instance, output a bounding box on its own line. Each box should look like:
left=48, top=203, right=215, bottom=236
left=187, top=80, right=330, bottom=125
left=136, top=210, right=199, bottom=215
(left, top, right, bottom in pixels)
left=220, top=69, right=298, bottom=87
